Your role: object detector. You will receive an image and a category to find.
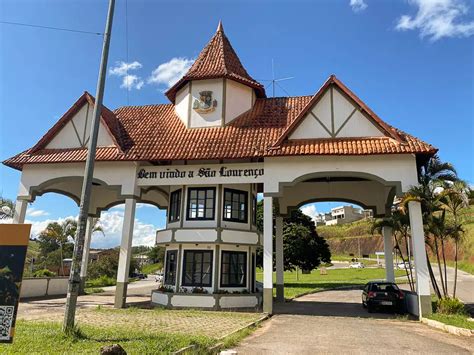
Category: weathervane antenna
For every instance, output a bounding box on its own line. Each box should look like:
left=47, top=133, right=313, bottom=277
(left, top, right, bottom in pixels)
left=258, top=59, right=294, bottom=98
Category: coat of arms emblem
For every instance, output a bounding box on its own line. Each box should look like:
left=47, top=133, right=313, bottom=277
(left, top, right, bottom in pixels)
left=193, top=91, right=217, bottom=114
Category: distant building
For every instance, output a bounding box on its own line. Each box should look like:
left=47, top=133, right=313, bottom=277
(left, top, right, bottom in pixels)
left=317, top=205, right=373, bottom=226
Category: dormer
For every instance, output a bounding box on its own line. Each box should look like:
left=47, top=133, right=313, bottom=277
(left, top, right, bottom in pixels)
left=166, top=22, right=266, bottom=128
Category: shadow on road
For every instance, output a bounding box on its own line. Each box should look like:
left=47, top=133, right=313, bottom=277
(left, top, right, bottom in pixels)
left=275, top=300, right=401, bottom=319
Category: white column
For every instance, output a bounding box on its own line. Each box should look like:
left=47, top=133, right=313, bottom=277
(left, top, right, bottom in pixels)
left=275, top=216, right=284, bottom=302
left=79, top=217, right=94, bottom=293
left=13, top=199, right=28, bottom=224
left=263, top=196, right=273, bottom=314
left=382, top=226, right=395, bottom=283
left=408, top=201, right=431, bottom=317
left=114, top=198, right=136, bottom=308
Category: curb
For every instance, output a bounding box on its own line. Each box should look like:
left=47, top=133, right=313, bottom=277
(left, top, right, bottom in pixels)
left=171, top=344, right=197, bottom=354
left=292, top=285, right=363, bottom=300
left=207, top=314, right=270, bottom=353
left=421, top=317, right=473, bottom=337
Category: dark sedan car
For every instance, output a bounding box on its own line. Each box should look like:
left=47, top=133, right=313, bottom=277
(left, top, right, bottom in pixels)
left=362, top=281, right=404, bottom=313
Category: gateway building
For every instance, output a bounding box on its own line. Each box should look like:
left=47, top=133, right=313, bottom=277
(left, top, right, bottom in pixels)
left=5, top=22, right=436, bottom=315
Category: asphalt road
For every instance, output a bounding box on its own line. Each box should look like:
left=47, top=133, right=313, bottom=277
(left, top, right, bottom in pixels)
left=232, top=289, right=474, bottom=354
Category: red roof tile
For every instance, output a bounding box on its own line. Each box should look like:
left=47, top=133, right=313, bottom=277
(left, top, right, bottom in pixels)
left=165, top=21, right=265, bottom=102
left=3, top=85, right=437, bottom=171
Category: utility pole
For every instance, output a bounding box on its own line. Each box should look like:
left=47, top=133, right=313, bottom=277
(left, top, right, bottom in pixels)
left=63, top=0, right=115, bottom=333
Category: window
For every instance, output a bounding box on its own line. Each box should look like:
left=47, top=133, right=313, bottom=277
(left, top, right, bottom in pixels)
left=165, top=250, right=177, bottom=285
left=187, top=187, right=216, bottom=220
left=168, top=189, right=181, bottom=223
left=223, top=188, right=248, bottom=223
left=220, top=251, right=247, bottom=287
left=182, top=250, right=213, bottom=287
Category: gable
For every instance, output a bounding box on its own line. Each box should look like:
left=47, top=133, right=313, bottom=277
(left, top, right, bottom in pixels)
left=46, top=102, right=115, bottom=149
left=289, top=86, right=384, bottom=140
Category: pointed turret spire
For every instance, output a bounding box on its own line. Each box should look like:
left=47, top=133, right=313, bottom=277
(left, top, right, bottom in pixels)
left=166, top=21, right=265, bottom=103
left=217, top=20, right=223, bottom=32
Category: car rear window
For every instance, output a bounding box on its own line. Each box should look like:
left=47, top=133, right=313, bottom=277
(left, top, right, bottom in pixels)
left=370, top=283, right=399, bottom=291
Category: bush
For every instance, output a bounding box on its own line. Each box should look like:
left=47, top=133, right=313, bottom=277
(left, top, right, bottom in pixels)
left=435, top=297, right=467, bottom=315
left=33, top=269, right=56, bottom=278
left=86, top=275, right=116, bottom=288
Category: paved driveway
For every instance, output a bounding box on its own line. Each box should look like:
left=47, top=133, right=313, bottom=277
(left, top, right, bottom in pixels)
left=233, top=289, right=474, bottom=354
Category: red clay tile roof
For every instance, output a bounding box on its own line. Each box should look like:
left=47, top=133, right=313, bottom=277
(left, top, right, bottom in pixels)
left=166, top=21, right=265, bottom=103
left=3, top=79, right=437, bottom=171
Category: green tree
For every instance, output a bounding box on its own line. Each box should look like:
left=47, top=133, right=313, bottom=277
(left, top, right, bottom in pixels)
left=255, top=201, right=331, bottom=272
left=402, top=154, right=460, bottom=299
left=283, top=209, right=331, bottom=271
left=0, top=196, right=14, bottom=220
left=147, top=246, right=165, bottom=264
left=37, top=218, right=104, bottom=275
left=372, top=210, right=415, bottom=291
left=439, top=180, right=469, bottom=297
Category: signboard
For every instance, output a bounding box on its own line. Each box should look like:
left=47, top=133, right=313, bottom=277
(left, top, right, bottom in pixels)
left=137, top=163, right=265, bottom=186
left=0, top=224, right=31, bottom=344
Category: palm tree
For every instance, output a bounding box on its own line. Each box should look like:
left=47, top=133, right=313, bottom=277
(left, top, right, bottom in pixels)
left=439, top=180, right=469, bottom=297
left=372, top=210, right=415, bottom=291
left=0, top=197, right=14, bottom=220
left=402, top=154, right=458, bottom=299
left=39, top=218, right=104, bottom=275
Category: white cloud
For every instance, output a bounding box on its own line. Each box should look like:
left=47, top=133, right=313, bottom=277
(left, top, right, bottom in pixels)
left=350, top=0, right=368, bottom=12
left=120, top=74, right=144, bottom=91
left=396, top=0, right=474, bottom=41
left=109, top=61, right=144, bottom=90
left=90, top=210, right=159, bottom=249
left=300, top=204, right=319, bottom=223
left=148, top=57, right=194, bottom=88
left=109, top=61, right=142, bottom=76
left=26, top=208, right=49, bottom=218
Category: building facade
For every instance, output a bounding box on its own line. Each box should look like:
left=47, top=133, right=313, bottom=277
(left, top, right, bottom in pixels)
left=5, top=22, right=436, bottom=315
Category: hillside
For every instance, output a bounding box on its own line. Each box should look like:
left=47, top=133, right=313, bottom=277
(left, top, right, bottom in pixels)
left=318, top=206, right=474, bottom=270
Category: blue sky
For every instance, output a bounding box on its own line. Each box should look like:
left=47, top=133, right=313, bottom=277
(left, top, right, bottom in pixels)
left=1, top=0, right=473, bottom=247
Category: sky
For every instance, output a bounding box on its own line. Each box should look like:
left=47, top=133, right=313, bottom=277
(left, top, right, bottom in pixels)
left=1, top=0, right=473, bottom=248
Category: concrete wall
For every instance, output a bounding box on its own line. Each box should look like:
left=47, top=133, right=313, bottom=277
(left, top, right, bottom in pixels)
left=20, top=277, right=69, bottom=299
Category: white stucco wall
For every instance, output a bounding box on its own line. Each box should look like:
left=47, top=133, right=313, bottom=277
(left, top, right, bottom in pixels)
left=156, top=229, right=173, bottom=243
left=225, top=79, right=253, bottom=124
left=190, top=79, right=224, bottom=128
left=151, top=291, right=169, bottom=306
left=175, top=229, right=218, bottom=242
left=46, top=103, right=115, bottom=149
left=220, top=295, right=258, bottom=308
left=17, top=162, right=139, bottom=201
left=171, top=295, right=216, bottom=308
left=289, top=86, right=384, bottom=140
left=174, top=84, right=190, bottom=126
left=221, top=230, right=258, bottom=244
left=263, top=155, right=419, bottom=195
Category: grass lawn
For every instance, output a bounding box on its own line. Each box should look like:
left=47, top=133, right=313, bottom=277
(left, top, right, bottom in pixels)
left=427, top=313, right=474, bottom=330
left=141, top=262, right=162, bottom=275
left=1, top=321, right=215, bottom=354
left=257, top=267, right=406, bottom=299
left=2, top=307, right=262, bottom=354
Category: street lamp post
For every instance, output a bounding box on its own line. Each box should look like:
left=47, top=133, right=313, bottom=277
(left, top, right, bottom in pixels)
left=62, top=0, right=115, bottom=333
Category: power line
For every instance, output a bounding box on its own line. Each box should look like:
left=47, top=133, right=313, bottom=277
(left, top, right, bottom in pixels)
left=0, top=20, right=103, bottom=36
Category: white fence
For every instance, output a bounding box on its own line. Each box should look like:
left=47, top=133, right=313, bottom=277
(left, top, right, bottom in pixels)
left=20, top=277, right=69, bottom=299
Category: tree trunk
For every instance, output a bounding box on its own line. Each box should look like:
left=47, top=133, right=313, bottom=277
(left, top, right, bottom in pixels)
left=394, top=234, right=414, bottom=291
left=453, top=240, right=458, bottom=298
left=434, top=238, right=446, bottom=297
left=441, top=238, right=448, bottom=296
left=427, top=252, right=441, bottom=299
